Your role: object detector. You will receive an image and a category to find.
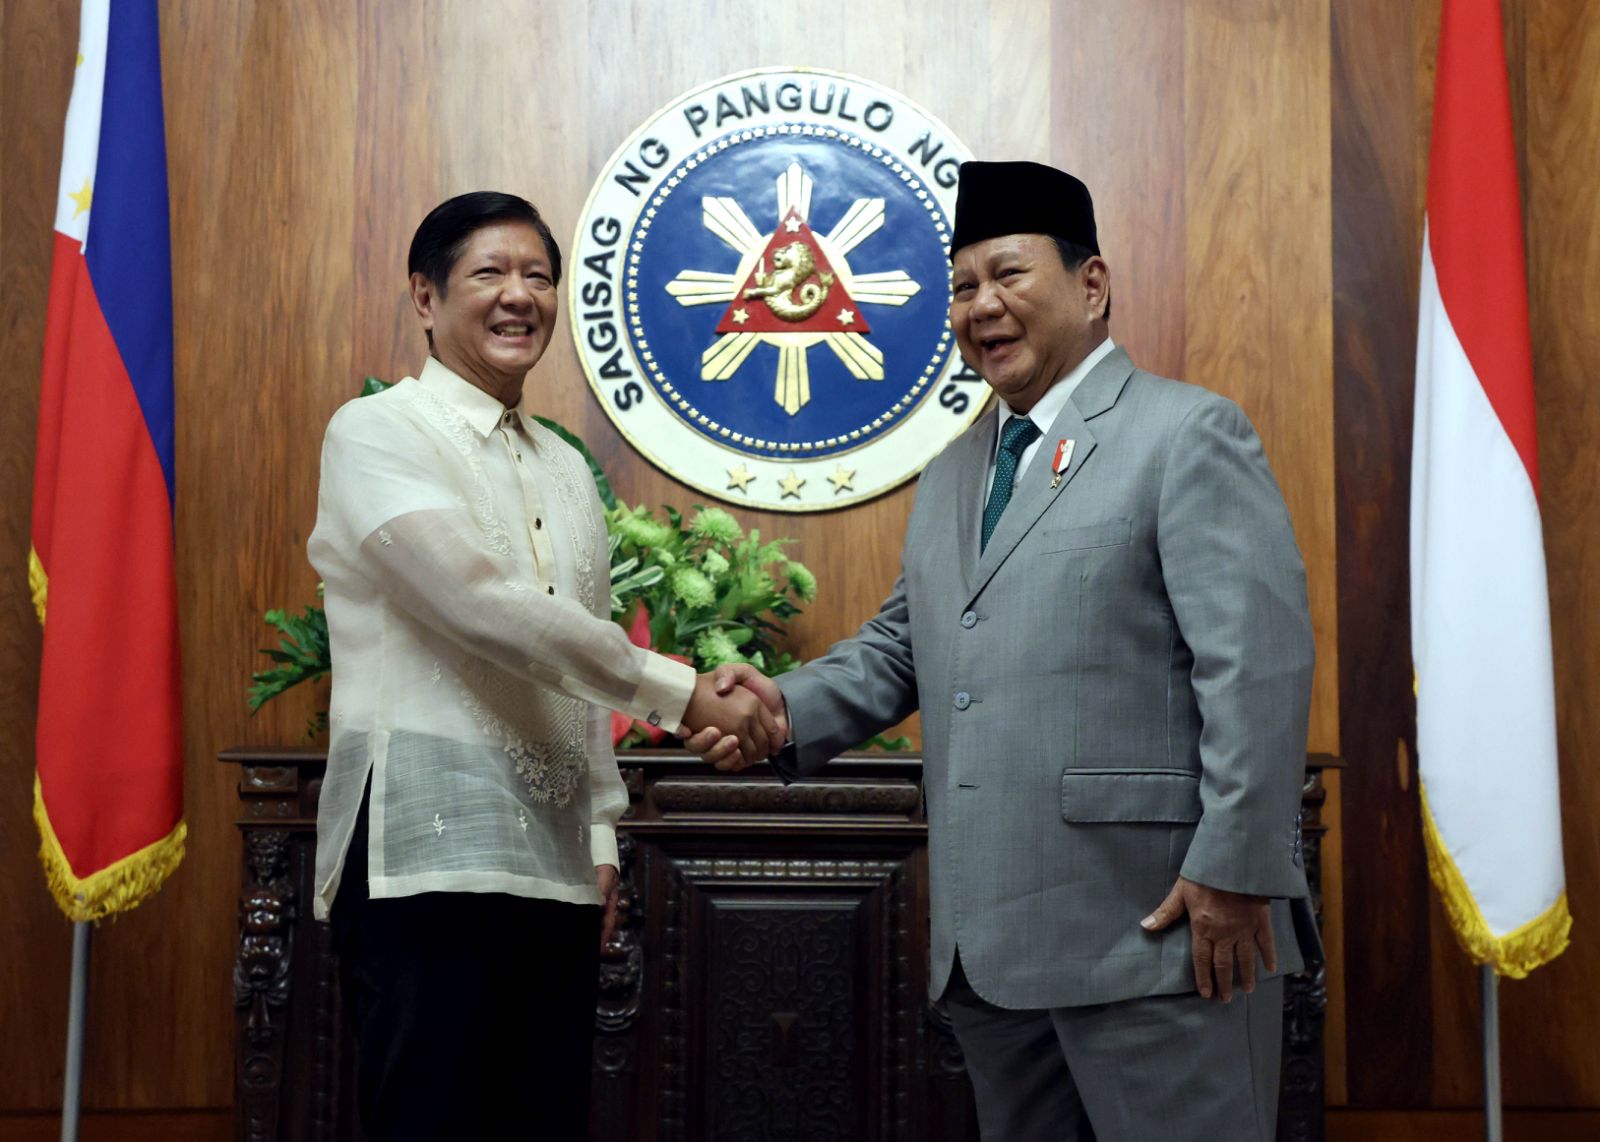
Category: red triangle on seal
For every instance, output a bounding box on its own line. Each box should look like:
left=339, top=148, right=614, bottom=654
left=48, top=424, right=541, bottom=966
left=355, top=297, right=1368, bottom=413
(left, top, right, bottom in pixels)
left=715, top=209, right=872, bottom=335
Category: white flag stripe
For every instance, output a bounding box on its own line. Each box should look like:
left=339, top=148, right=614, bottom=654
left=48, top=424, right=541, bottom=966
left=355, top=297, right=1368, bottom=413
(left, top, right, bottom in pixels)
left=54, top=0, right=110, bottom=245
left=1411, top=233, right=1564, bottom=938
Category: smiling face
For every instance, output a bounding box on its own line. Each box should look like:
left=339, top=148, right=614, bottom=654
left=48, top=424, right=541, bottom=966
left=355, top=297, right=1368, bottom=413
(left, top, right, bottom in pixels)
left=949, top=233, right=1109, bottom=414
left=409, top=221, right=558, bottom=405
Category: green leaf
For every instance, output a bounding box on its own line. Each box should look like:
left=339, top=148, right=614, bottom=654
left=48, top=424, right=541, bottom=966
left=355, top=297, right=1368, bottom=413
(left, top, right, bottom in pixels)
left=248, top=601, right=331, bottom=712
left=359, top=376, right=392, bottom=397
left=855, top=734, right=914, bottom=752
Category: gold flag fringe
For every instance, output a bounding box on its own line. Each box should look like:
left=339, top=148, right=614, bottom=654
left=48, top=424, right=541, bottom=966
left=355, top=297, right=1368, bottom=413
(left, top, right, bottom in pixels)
left=34, top=775, right=186, bottom=922
left=28, top=545, right=48, bottom=626
left=1420, top=783, right=1571, bottom=979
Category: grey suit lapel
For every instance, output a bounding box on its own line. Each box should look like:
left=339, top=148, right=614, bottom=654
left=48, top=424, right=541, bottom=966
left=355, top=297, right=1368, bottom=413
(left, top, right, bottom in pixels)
left=953, top=404, right=1000, bottom=597
left=967, top=347, right=1136, bottom=602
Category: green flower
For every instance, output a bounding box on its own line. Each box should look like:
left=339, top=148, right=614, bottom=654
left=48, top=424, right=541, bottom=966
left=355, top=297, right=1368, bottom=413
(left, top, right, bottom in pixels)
left=694, top=628, right=745, bottom=667
left=670, top=567, right=716, bottom=608
left=785, top=560, right=816, bottom=603
left=702, top=550, right=730, bottom=577
left=756, top=540, right=789, bottom=565
left=735, top=569, right=777, bottom=611
left=689, top=507, right=742, bottom=545
left=615, top=511, right=674, bottom=550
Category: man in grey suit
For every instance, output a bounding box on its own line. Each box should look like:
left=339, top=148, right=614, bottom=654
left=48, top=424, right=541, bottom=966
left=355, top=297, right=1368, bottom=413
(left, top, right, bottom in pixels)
left=689, top=160, right=1317, bottom=1140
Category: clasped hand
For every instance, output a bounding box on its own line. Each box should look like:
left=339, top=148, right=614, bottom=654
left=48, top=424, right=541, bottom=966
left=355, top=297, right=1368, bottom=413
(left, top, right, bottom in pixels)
left=676, top=664, right=788, bottom=769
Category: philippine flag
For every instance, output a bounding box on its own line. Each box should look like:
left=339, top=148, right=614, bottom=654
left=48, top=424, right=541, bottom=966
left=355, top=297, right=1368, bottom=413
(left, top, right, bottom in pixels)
left=30, top=0, right=183, bottom=921
left=1410, top=0, right=1569, bottom=977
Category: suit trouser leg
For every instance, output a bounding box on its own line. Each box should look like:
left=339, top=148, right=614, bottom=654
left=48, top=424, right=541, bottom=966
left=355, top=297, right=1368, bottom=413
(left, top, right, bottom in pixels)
left=942, top=956, right=1096, bottom=1142
left=1051, top=976, right=1284, bottom=1142
left=943, top=954, right=1282, bottom=1142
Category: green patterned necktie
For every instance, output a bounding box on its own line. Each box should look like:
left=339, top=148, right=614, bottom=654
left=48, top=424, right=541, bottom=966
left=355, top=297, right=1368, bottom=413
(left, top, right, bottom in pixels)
left=981, top=416, right=1042, bottom=552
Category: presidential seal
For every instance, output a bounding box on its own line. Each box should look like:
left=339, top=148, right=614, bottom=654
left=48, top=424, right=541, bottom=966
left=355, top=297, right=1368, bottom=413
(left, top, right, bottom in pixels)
left=570, top=68, right=987, bottom=512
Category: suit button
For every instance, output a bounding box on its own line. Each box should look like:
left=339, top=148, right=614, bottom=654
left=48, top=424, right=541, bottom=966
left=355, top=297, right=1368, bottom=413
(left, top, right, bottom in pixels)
left=960, top=611, right=977, bottom=629
left=953, top=691, right=971, bottom=710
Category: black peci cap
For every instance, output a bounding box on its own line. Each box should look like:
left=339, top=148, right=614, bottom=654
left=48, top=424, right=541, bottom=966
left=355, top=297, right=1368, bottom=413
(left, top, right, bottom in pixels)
left=949, top=160, right=1099, bottom=259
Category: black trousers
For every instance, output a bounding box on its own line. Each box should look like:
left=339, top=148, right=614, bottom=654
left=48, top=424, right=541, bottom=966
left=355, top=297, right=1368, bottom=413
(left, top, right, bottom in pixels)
left=331, top=796, right=601, bottom=1141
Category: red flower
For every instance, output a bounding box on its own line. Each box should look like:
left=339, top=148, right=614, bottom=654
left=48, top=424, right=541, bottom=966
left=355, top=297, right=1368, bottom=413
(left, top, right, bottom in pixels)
left=610, top=601, right=690, bottom=747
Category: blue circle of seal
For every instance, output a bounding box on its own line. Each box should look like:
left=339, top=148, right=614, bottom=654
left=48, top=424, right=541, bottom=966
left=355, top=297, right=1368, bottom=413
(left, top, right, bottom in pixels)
left=625, top=125, right=955, bottom=461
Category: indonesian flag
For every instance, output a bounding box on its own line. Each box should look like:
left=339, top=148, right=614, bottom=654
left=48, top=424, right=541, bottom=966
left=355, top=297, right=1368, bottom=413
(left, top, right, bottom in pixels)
left=30, top=0, right=183, bottom=921
left=1410, top=0, right=1569, bottom=977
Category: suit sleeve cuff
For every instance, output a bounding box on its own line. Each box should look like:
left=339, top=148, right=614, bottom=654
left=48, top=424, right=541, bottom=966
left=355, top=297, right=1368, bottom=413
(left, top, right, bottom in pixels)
left=625, top=652, right=695, bottom=732
left=1180, top=819, right=1309, bottom=899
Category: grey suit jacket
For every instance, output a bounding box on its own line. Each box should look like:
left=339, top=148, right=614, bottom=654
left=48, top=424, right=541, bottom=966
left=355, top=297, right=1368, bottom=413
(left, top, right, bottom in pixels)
left=776, top=346, right=1318, bottom=1010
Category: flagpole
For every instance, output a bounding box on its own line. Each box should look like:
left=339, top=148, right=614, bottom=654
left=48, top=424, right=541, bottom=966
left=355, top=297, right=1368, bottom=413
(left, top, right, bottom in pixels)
left=61, top=921, right=91, bottom=1142
left=1482, top=965, right=1503, bottom=1142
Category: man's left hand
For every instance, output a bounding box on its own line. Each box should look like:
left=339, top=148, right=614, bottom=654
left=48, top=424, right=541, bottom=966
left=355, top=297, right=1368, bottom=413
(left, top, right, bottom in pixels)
left=596, top=863, right=620, bottom=949
left=1141, top=876, right=1276, bottom=1002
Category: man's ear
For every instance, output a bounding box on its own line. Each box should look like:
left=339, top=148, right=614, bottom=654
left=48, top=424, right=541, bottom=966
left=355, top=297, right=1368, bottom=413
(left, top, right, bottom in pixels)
left=1080, top=257, right=1111, bottom=321
left=409, top=272, right=436, bottom=333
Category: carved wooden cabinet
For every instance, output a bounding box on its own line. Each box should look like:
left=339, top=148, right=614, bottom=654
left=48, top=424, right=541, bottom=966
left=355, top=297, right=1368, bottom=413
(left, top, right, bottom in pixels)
left=223, top=748, right=1335, bottom=1141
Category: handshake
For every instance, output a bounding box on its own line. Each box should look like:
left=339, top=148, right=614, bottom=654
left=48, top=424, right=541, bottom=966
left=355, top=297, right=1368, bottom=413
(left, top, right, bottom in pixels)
left=675, top=664, right=787, bottom=771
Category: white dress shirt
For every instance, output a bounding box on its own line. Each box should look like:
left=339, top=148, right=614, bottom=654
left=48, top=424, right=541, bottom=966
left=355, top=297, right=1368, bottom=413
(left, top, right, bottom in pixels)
left=308, top=357, right=694, bottom=920
left=985, top=337, right=1117, bottom=500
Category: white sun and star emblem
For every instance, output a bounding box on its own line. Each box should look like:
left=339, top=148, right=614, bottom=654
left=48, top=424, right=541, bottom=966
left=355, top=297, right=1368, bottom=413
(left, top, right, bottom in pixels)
left=663, top=160, right=921, bottom=421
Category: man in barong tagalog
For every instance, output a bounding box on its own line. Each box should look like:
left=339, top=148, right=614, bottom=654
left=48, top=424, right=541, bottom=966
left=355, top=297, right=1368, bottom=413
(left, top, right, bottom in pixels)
left=309, top=191, right=780, bottom=1140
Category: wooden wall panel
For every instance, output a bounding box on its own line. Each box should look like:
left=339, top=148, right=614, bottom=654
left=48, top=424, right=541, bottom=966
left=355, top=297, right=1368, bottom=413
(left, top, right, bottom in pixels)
left=1182, top=0, right=1337, bottom=756
left=1050, top=2, right=1187, bottom=383
left=1328, top=1109, right=1600, bottom=1142
left=350, top=1, right=444, bottom=392
left=1330, top=0, right=1435, bottom=1107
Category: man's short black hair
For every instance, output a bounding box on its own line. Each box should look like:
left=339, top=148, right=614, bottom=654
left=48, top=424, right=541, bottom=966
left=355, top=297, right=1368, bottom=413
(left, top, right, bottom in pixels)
left=1051, top=236, right=1111, bottom=322
left=407, top=191, right=562, bottom=296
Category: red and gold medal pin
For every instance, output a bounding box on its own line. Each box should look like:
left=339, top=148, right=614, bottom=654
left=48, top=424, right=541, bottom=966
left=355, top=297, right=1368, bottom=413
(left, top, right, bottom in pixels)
left=1050, top=439, right=1076, bottom=489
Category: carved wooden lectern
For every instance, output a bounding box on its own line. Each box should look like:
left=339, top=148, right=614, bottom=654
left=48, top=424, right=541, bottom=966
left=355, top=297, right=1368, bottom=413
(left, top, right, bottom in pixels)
left=223, top=748, right=1335, bottom=1141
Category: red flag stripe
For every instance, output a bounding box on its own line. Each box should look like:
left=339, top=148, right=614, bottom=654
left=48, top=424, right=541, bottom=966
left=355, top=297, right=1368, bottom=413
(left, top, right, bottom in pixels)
left=1426, top=0, right=1540, bottom=494
left=35, top=233, right=182, bottom=875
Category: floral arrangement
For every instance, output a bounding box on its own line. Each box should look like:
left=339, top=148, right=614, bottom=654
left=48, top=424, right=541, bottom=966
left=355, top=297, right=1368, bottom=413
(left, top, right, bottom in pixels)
left=606, top=501, right=813, bottom=747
